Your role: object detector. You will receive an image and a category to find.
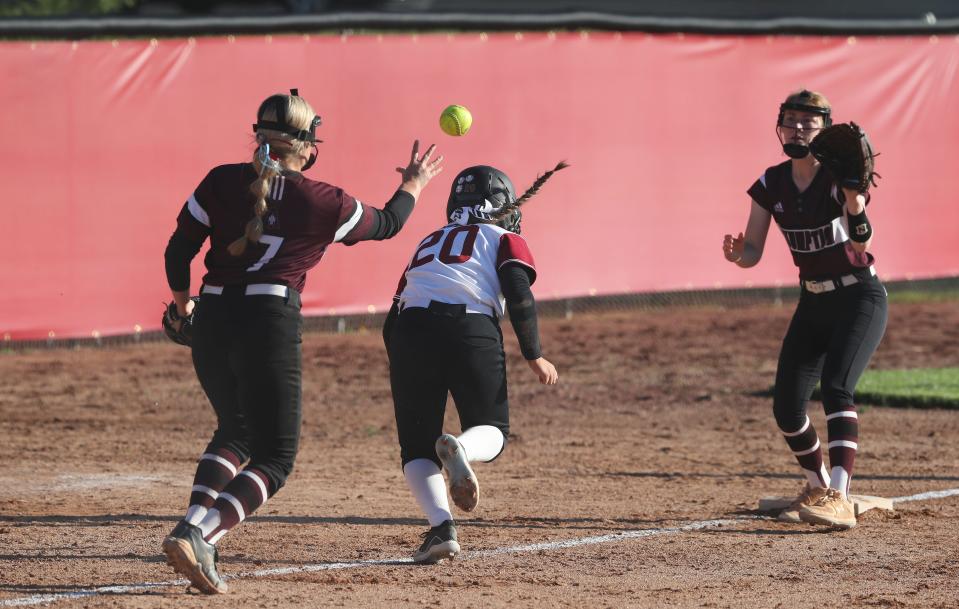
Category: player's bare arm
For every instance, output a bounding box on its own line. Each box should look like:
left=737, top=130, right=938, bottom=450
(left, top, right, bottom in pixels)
left=724, top=199, right=771, bottom=267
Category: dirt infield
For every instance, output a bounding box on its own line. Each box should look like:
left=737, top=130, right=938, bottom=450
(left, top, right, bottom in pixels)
left=2, top=299, right=958, bottom=608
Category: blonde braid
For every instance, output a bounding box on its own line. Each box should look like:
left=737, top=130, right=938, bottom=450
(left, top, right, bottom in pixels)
left=489, top=161, right=569, bottom=222
left=228, top=143, right=281, bottom=256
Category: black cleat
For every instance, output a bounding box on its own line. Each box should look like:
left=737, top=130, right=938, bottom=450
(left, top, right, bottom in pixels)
left=412, top=520, right=460, bottom=564
left=161, top=523, right=228, bottom=594
left=168, top=519, right=191, bottom=539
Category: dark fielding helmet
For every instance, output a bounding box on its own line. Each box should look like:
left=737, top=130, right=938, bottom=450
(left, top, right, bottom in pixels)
left=445, top=165, right=522, bottom=233
left=777, top=89, right=832, bottom=160
left=252, top=88, right=322, bottom=171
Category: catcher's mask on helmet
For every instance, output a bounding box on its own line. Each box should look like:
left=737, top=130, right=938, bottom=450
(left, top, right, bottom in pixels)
left=252, top=88, right=322, bottom=171
left=446, top=165, right=522, bottom=234
left=776, top=89, right=832, bottom=159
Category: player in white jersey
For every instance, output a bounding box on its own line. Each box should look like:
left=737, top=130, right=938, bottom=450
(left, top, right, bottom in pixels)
left=384, top=163, right=567, bottom=563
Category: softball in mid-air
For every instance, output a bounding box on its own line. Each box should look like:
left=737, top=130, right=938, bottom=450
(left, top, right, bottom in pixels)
left=439, top=104, right=472, bottom=136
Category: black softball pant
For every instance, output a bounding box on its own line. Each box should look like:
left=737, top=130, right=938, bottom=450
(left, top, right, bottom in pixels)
left=773, top=275, right=888, bottom=431
left=388, top=304, right=510, bottom=467
left=190, top=288, right=303, bottom=494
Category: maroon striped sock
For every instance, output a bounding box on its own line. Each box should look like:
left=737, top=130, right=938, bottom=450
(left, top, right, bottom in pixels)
left=185, top=448, right=243, bottom=524
left=825, top=407, right=859, bottom=495
left=201, top=468, right=272, bottom=544
left=780, top=416, right=829, bottom=487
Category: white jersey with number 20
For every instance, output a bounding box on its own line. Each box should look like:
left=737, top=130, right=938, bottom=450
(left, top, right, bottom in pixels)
left=395, top=222, right=537, bottom=317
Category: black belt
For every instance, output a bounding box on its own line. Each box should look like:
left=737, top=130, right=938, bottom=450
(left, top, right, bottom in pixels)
left=399, top=297, right=495, bottom=317
left=400, top=300, right=471, bottom=318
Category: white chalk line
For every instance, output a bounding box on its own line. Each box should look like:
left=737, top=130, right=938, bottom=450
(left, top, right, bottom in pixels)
left=891, top=487, right=959, bottom=503
left=3, top=487, right=957, bottom=607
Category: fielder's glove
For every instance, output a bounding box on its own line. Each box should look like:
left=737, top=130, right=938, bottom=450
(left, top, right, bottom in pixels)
left=809, top=121, right=880, bottom=194
left=162, top=297, right=200, bottom=347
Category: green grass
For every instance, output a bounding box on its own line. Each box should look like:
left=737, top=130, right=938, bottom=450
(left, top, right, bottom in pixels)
left=850, top=368, right=959, bottom=408
left=762, top=367, right=959, bottom=409
left=886, top=289, right=959, bottom=303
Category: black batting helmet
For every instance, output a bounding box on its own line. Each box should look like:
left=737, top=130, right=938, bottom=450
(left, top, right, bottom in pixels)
left=446, top=165, right=522, bottom=233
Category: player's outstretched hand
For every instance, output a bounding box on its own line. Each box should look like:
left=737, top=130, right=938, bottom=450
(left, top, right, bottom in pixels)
left=527, top=357, right=558, bottom=385
left=397, top=140, right=444, bottom=197
left=723, top=232, right=745, bottom=263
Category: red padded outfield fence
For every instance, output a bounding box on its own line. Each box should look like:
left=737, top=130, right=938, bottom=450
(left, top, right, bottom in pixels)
left=2, top=32, right=958, bottom=340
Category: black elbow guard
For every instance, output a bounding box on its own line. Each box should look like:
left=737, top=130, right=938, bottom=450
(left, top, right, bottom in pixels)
left=372, top=190, right=415, bottom=241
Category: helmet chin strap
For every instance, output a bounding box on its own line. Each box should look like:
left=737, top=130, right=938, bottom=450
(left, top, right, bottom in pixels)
left=301, top=144, right=318, bottom=171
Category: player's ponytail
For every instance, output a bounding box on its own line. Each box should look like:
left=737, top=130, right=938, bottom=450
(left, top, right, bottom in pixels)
left=228, top=142, right=280, bottom=256
left=489, top=161, right=569, bottom=223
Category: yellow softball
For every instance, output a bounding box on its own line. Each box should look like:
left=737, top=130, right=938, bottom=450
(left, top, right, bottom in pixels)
left=439, top=104, right=472, bottom=136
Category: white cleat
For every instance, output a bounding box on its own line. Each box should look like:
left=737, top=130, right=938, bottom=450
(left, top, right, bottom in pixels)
left=435, top=434, right=479, bottom=512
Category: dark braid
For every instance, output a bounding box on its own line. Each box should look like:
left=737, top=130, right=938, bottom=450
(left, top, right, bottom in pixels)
left=489, top=161, right=569, bottom=222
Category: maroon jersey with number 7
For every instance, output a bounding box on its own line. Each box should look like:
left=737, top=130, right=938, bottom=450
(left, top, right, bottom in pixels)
left=172, top=163, right=380, bottom=293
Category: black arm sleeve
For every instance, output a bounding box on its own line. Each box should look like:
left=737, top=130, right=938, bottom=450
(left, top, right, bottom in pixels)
left=164, top=231, right=204, bottom=292
left=382, top=301, right=399, bottom=353
left=498, top=263, right=542, bottom=361
left=349, top=190, right=415, bottom=243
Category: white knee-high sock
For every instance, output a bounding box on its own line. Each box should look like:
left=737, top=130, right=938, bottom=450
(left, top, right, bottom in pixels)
left=184, top=505, right=208, bottom=526
left=457, top=425, right=505, bottom=463
left=830, top=466, right=851, bottom=497
left=403, top=459, right=453, bottom=527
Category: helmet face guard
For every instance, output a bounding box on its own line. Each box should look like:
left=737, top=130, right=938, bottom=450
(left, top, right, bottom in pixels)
left=252, top=88, right=322, bottom=170
left=776, top=92, right=832, bottom=159
left=446, top=165, right=521, bottom=232
left=498, top=209, right=522, bottom=234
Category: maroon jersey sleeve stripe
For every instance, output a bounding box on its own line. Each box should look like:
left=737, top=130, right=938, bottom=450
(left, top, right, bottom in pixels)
left=175, top=199, right=211, bottom=243
left=497, top=232, right=537, bottom=285
left=175, top=169, right=217, bottom=241
left=186, top=193, right=210, bottom=226
left=335, top=197, right=378, bottom=244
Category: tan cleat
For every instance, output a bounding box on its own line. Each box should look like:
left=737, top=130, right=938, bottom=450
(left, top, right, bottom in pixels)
left=777, top=484, right=829, bottom=523
left=799, top=488, right=857, bottom=529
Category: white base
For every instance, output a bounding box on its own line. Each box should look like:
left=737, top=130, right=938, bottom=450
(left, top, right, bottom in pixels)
left=759, top=494, right=894, bottom=516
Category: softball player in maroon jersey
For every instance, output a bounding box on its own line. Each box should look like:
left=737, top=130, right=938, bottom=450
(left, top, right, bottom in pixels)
left=384, top=163, right=566, bottom=563
left=723, top=90, right=887, bottom=529
left=160, top=90, right=442, bottom=593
